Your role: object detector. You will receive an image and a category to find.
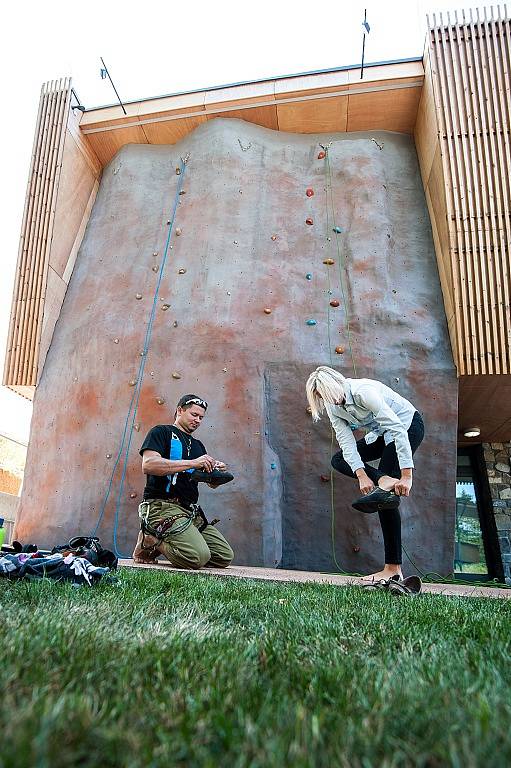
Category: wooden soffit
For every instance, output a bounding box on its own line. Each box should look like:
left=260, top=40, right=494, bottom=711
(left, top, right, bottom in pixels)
left=79, top=60, right=424, bottom=166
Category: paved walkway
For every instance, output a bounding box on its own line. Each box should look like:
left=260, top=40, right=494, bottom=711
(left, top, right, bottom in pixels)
left=119, top=560, right=511, bottom=599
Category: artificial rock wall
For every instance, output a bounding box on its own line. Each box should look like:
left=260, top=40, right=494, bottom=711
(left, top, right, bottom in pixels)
left=15, top=119, right=458, bottom=574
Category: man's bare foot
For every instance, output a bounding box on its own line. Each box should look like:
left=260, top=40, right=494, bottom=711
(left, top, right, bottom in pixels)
left=362, top=565, right=403, bottom=582
left=378, top=475, right=399, bottom=492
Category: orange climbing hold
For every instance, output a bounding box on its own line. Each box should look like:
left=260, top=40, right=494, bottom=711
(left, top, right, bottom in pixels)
left=335, top=346, right=345, bottom=354
left=318, top=151, right=326, bottom=159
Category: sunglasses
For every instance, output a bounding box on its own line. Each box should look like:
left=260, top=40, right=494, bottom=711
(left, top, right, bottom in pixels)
left=182, top=397, right=208, bottom=410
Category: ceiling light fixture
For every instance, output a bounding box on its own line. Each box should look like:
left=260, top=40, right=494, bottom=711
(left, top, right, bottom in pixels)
left=463, top=427, right=481, bottom=438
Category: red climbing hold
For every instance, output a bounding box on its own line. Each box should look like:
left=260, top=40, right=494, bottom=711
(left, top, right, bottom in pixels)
left=318, top=151, right=326, bottom=159
left=305, top=217, right=313, bottom=226
left=306, top=188, right=314, bottom=197
left=320, top=474, right=330, bottom=483
left=330, top=299, right=340, bottom=308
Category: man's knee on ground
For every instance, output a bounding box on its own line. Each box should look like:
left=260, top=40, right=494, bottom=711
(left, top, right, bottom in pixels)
left=209, top=543, right=234, bottom=568
left=186, top=542, right=211, bottom=569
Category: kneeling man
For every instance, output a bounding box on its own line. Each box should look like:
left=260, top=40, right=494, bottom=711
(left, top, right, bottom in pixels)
left=132, top=394, right=234, bottom=569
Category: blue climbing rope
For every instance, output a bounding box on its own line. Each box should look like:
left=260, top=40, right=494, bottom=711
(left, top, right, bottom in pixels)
left=91, top=158, right=187, bottom=557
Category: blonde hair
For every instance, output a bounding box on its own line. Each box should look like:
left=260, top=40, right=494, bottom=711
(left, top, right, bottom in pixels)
left=306, top=366, right=348, bottom=422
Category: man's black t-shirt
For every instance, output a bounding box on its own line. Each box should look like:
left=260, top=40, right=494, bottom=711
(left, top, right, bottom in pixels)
left=140, top=424, right=206, bottom=506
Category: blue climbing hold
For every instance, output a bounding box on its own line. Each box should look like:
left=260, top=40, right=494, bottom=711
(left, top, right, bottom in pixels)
left=271, top=462, right=277, bottom=470
left=332, top=226, right=343, bottom=234
left=306, top=319, right=317, bottom=326
left=306, top=273, right=312, bottom=280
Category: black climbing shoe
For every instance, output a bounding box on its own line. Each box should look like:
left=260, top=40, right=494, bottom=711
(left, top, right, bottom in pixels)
left=189, top=469, right=234, bottom=485
left=362, top=574, right=422, bottom=596
left=352, top=488, right=400, bottom=514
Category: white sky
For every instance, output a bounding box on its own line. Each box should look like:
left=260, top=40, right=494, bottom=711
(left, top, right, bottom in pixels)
left=0, top=0, right=479, bottom=443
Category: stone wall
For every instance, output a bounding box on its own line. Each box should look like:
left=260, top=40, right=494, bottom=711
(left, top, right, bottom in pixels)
left=484, top=441, right=511, bottom=581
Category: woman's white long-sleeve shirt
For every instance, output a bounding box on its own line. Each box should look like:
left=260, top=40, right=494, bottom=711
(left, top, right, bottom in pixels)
left=324, top=378, right=417, bottom=473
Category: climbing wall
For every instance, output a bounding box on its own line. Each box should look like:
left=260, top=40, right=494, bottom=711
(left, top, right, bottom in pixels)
left=16, top=118, right=458, bottom=575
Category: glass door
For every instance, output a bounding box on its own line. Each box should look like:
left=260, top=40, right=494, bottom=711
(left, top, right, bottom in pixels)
left=455, top=452, right=488, bottom=578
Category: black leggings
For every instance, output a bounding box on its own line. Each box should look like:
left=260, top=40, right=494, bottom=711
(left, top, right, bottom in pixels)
left=331, top=411, right=425, bottom=565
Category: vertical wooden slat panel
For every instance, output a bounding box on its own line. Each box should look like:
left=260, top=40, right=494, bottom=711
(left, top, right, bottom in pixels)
left=20, top=81, right=62, bottom=384
left=24, top=79, right=70, bottom=383
left=3, top=79, right=72, bottom=389
left=426, top=7, right=511, bottom=375
left=4, top=85, right=46, bottom=384
left=432, top=14, right=473, bottom=373
left=477, top=7, right=507, bottom=372
left=463, top=8, right=496, bottom=374
left=10, top=82, right=55, bottom=385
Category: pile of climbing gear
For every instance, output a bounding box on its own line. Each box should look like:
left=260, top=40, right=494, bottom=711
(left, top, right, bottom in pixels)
left=0, top=536, right=117, bottom=587
left=362, top=574, right=422, bottom=596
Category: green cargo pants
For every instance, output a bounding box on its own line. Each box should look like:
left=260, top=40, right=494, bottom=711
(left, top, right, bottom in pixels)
left=133, top=499, right=234, bottom=570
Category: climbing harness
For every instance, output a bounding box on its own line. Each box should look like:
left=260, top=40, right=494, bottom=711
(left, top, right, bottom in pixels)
left=91, top=155, right=189, bottom=557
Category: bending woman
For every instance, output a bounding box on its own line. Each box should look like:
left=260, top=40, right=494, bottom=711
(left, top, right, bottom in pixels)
left=306, top=366, right=424, bottom=581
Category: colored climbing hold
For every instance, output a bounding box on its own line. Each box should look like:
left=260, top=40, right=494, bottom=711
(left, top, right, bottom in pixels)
left=135, top=293, right=142, bottom=300
left=330, top=299, right=340, bottom=308
left=318, top=151, right=326, bottom=159
left=270, top=463, right=277, bottom=470
left=161, top=304, right=170, bottom=311
left=152, top=265, right=159, bottom=272
left=173, top=321, right=178, bottom=327
left=323, top=258, right=335, bottom=266
left=178, top=268, right=186, bottom=274
left=222, top=367, right=228, bottom=373
left=306, top=188, right=314, bottom=197
left=113, top=338, right=119, bottom=344
left=156, top=397, right=165, bottom=405
left=167, top=220, right=171, bottom=225
left=306, top=273, right=312, bottom=280
left=175, top=167, right=181, bottom=175
left=306, top=319, right=317, bottom=326
left=172, top=372, right=181, bottom=380
left=335, top=346, right=345, bottom=354
left=129, top=379, right=137, bottom=387
left=332, top=226, right=343, bottom=234
left=179, top=189, right=186, bottom=195
left=106, top=453, right=112, bottom=459
left=133, top=424, right=140, bottom=432
left=140, top=350, right=146, bottom=357
left=320, top=474, right=330, bottom=483
left=129, top=491, right=138, bottom=499
left=271, top=235, right=277, bottom=241
left=306, top=405, right=312, bottom=415
left=175, top=228, right=182, bottom=236
left=305, top=217, right=314, bottom=226
left=153, top=252, right=158, bottom=257
left=264, top=308, right=272, bottom=315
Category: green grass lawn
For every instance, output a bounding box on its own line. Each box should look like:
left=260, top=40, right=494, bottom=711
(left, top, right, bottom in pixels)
left=1, top=568, right=510, bottom=768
